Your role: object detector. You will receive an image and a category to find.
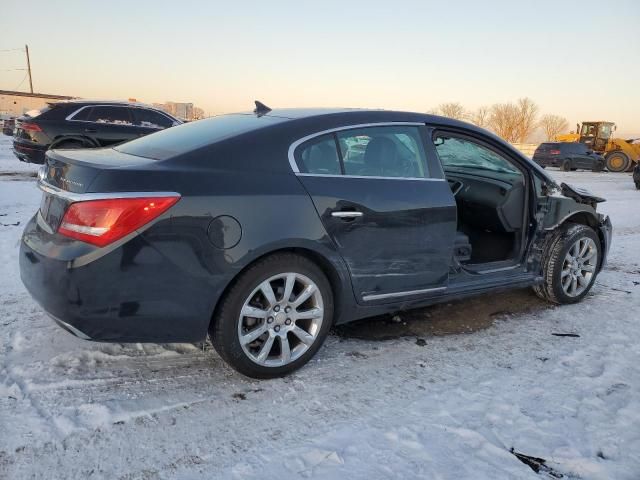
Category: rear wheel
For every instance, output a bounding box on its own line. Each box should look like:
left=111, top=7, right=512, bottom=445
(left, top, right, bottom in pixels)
left=51, top=140, right=85, bottom=150
left=561, top=159, right=572, bottom=171
left=534, top=224, right=600, bottom=304
left=210, top=253, right=334, bottom=378
left=605, top=151, right=630, bottom=172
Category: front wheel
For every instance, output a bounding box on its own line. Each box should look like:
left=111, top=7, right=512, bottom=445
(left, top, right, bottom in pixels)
left=606, top=151, right=630, bottom=172
left=534, top=224, right=601, bottom=304
left=210, top=253, right=334, bottom=378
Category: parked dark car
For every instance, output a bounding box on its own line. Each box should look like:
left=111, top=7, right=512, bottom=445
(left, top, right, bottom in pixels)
left=633, top=163, right=640, bottom=189
left=12, top=100, right=181, bottom=164
left=533, top=142, right=605, bottom=172
left=2, top=117, right=15, bottom=136
left=20, top=105, right=612, bottom=378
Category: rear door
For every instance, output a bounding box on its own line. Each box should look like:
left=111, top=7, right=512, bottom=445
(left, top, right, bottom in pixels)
left=85, top=106, right=136, bottom=146
left=292, top=124, right=457, bottom=303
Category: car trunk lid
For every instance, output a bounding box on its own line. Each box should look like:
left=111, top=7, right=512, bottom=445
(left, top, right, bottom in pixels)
left=38, top=147, right=158, bottom=231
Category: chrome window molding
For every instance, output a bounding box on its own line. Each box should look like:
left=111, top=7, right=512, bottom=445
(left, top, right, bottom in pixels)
left=362, top=285, right=447, bottom=302
left=288, top=122, right=426, bottom=174
left=38, top=180, right=181, bottom=203
left=65, top=105, right=180, bottom=128
left=296, top=173, right=445, bottom=182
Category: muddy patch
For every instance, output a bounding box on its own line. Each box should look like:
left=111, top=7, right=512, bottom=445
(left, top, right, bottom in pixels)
left=332, top=288, right=550, bottom=341
left=0, top=171, right=37, bottom=180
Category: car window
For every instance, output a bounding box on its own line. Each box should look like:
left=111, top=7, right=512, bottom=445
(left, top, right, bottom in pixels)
left=115, top=113, right=284, bottom=160
left=572, top=143, right=588, bottom=154
left=297, top=135, right=341, bottom=175
left=336, top=126, right=427, bottom=178
left=131, top=108, right=175, bottom=129
left=434, top=135, right=520, bottom=174
left=70, top=107, right=91, bottom=121
left=87, top=106, right=133, bottom=125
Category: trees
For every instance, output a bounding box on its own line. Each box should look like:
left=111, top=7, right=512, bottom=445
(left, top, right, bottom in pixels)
left=428, top=98, right=566, bottom=144
left=486, top=97, right=539, bottom=143
left=488, top=103, right=520, bottom=142
left=514, top=97, right=539, bottom=143
left=539, top=114, right=569, bottom=141
left=433, top=102, right=466, bottom=120
left=469, top=106, right=490, bottom=128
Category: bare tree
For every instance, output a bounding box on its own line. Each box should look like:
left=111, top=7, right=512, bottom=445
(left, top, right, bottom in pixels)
left=488, top=103, right=520, bottom=142
left=539, top=114, right=569, bottom=141
left=433, top=102, right=466, bottom=120
left=487, top=98, right=539, bottom=143
left=469, top=106, right=490, bottom=128
left=513, top=97, right=539, bottom=143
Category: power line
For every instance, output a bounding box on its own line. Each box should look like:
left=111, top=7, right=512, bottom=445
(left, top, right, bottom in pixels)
left=13, top=72, right=28, bottom=90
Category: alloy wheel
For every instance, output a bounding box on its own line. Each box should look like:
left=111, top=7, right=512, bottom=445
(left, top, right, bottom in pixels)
left=561, top=237, right=597, bottom=297
left=237, top=273, right=324, bottom=367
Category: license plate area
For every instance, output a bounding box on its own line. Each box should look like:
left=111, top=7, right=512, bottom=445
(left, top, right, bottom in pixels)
left=39, top=193, right=68, bottom=232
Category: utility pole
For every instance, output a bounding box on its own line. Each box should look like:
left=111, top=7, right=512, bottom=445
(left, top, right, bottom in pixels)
left=25, top=44, right=33, bottom=93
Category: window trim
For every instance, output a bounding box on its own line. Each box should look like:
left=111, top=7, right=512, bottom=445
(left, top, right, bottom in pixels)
left=288, top=122, right=441, bottom=181
left=66, top=105, right=179, bottom=128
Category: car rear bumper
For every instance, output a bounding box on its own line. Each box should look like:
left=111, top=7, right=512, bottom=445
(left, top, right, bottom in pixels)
left=13, top=140, right=47, bottom=164
left=19, top=214, right=217, bottom=343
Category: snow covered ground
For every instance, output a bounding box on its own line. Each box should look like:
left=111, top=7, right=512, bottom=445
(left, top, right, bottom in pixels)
left=1, top=134, right=639, bottom=479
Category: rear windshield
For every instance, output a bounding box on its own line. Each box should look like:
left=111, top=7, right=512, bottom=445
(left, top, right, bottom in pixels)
left=539, top=143, right=559, bottom=149
left=114, top=113, right=283, bottom=160
left=24, top=107, right=50, bottom=118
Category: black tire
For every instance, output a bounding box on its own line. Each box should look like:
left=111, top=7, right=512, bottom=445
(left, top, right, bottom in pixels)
left=605, top=151, right=630, bottom=172
left=592, top=160, right=604, bottom=172
left=210, top=253, right=334, bottom=379
left=562, top=159, right=572, bottom=172
left=635, top=181, right=640, bottom=190
left=51, top=140, right=85, bottom=150
left=533, top=223, right=601, bottom=304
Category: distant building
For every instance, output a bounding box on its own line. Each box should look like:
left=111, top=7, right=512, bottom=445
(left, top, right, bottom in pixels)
left=0, top=90, right=74, bottom=118
left=153, top=101, right=203, bottom=121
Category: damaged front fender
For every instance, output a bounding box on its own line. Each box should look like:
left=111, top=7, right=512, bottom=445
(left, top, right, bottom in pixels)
left=539, top=182, right=612, bottom=269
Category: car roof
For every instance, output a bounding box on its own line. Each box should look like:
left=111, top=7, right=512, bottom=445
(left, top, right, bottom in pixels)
left=250, top=107, right=481, bottom=131
left=50, top=99, right=162, bottom=109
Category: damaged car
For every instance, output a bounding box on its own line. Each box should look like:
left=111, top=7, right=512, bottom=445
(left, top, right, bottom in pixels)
left=19, top=104, right=612, bottom=378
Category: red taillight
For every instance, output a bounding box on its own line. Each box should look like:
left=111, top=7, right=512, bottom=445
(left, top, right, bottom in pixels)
left=20, top=122, right=43, bottom=132
left=58, top=196, right=180, bottom=247
left=550, top=149, right=561, bottom=155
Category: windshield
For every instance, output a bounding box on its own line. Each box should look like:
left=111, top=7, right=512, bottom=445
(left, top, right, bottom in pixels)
left=434, top=136, right=520, bottom=174
left=598, top=123, right=613, bottom=139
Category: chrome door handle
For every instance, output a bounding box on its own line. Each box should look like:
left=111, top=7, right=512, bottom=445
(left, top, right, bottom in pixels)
left=331, top=211, right=363, bottom=218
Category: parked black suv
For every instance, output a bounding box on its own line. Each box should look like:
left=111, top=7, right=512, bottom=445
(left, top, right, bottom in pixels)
left=533, top=142, right=605, bottom=172
left=20, top=106, right=612, bottom=378
left=12, top=100, right=181, bottom=164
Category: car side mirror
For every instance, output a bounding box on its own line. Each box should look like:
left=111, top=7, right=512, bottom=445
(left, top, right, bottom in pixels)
left=586, top=150, right=593, bottom=155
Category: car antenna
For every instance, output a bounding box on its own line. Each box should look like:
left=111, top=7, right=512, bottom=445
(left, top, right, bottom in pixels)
left=253, top=100, right=271, bottom=117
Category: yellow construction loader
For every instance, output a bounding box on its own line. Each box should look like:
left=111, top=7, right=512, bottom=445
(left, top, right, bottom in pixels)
left=556, top=121, right=640, bottom=172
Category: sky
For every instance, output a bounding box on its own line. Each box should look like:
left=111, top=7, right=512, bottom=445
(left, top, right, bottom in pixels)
left=2, top=0, right=640, bottom=136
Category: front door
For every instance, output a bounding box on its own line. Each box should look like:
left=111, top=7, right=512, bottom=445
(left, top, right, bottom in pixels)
left=292, top=124, right=457, bottom=303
